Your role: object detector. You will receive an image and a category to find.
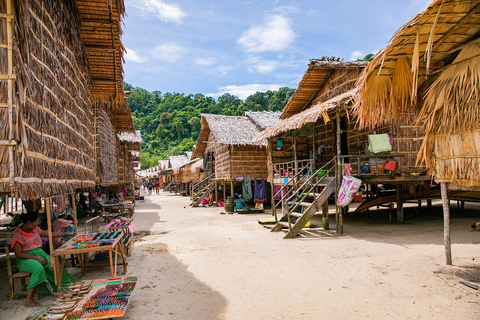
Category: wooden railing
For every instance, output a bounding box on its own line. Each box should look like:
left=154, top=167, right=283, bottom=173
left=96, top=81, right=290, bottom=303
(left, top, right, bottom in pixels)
left=273, top=159, right=312, bottom=178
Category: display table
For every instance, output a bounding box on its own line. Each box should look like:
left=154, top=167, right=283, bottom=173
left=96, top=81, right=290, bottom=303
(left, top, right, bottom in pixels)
left=52, top=232, right=127, bottom=291
left=26, top=276, right=137, bottom=320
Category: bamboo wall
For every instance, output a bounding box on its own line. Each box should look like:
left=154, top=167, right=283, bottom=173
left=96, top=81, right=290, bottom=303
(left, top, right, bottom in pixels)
left=229, top=145, right=268, bottom=180
left=213, top=145, right=230, bottom=180
left=434, top=130, right=480, bottom=187
left=95, top=104, right=118, bottom=185
left=313, top=107, right=426, bottom=174
left=0, top=0, right=95, bottom=200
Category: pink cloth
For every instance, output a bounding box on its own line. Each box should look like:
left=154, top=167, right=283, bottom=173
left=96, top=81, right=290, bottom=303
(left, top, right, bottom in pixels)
left=104, top=221, right=136, bottom=233
left=11, top=226, right=42, bottom=252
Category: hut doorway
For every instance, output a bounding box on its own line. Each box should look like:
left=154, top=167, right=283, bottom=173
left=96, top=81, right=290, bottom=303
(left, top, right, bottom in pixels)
left=334, top=116, right=349, bottom=163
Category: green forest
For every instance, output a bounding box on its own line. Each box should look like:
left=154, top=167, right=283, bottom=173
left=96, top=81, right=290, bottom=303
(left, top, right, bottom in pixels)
left=124, top=83, right=295, bottom=169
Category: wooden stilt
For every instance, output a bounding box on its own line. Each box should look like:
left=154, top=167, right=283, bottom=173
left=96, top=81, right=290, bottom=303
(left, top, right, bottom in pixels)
left=215, top=180, right=218, bottom=204
left=322, top=201, right=329, bottom=230
left=335, top=111, right=343, bottom=234
left=223, top=181, right=226, bottom=201
left=396, top=184, right=404, bottom=222
left=441, top=182, right=452, bottom=265
left=230, top=180, right=234, bottom=198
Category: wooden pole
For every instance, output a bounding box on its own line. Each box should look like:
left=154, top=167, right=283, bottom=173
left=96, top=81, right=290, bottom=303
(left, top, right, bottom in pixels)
left=223, top=181, right=226, bottom=202
left=440, top=182, right=452, bottom=265
left=6, top=0, right=14, bottom=187
left=72, top=194, right=78, bottom=233
left=312, top=123, right=316, bottom=171
left=269, top=142, right=275, bottom=218
left=215, top=179, right=218, bottom=204
left=45, top=198, right=57, bottom=286
left=396, top=184, right=404, bottom=222
left=336, top=111, right=343, bottom=234
left=230, top=180, right=234, bottom=198
left=322, top=201, right=329, bottom=230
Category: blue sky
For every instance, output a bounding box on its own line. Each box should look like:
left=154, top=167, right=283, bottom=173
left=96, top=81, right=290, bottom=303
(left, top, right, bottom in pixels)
left=123, top=0, right=432, bottom=100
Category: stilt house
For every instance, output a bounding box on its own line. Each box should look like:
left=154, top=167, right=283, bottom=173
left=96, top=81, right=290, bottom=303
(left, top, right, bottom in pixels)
left=353, top=0, right=480, bottom=264
left=191, top=112, right=280, bottom=207
left=253, top=58, right=427, bottom=238
left=0, top=0, right=127, bottom=201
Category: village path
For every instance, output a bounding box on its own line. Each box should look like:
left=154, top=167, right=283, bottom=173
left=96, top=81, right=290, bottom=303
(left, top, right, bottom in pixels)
left=121, top=190, right=479, bottom=320
left=1, top=190, right=479, bottom=319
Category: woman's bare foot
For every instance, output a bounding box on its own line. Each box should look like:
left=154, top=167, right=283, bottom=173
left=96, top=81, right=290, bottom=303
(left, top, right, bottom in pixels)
left=25, top=299, right=41, bottom=307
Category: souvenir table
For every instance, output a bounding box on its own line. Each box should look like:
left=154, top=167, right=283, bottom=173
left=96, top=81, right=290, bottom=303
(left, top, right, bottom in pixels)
left=52, top=232, right=127, bottom=291
left=26, top=276, right=137, bottom=320
left=100, top=203, right=124, bottom=214
left=105, top=221, right=135, bottom=257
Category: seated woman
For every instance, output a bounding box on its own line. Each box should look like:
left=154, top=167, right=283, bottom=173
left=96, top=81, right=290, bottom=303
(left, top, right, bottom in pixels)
left=11, top=211, right=77, bottom=307
left=76, top=194, right=90, bottom=219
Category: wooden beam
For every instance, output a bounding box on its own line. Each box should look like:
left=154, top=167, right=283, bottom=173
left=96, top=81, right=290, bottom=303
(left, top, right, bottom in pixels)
left=86, top=45, right=116, bottom=52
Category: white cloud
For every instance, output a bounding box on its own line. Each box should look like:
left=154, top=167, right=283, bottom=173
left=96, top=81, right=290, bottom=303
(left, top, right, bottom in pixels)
left=125, top=47, right=146, bottom=63
left=216, top=65, right=234, bottom=76
left=349, top=50, right=365, bottom=61
left=247, top=57, right=279, bottom=74
left=273, top=6, right=300, bottom=15
left=207, top=83, right=284, bottom=100
left=152, top=42, right=186, bottom=63
left=194, top=57, right=217, bottom=67
left=131, top=0, right=186, bottom=24
left=237, top=15, right=296, bottom=53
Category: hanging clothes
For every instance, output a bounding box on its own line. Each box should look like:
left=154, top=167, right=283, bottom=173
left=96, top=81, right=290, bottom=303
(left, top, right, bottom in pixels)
left=254, top=179, right=267, bottom=204
left=273, top=184, right=288, bottom=201
left=242, top=175, right=252, bottom=201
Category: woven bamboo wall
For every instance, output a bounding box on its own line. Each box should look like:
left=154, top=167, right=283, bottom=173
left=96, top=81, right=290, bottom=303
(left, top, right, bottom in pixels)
left=230, top=145, right=268, bottom=180
left=0, top=0, right=95, bottom=200
left=95, top=104, right=118, bottom=185
left=434, top=130, right=480, bottom=187
left=313, top=107, right=426, bottom=174
left=118, top=141, right=125, bottom=184
left=313, top=69, right=361, bottom=104
left=213, top=145, right=230, bottom=180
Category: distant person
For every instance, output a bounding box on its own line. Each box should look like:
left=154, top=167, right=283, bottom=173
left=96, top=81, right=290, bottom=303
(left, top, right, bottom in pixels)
left=154, top=181, right=160, bottom=194
left=147, top=181, right=154, bottom=195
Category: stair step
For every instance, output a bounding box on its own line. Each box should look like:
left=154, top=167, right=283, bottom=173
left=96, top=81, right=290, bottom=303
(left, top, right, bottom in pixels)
left=294, top=201, right=313, bottom=207
left=289, top=212, right=303, bottom=218
left=276, top=222, right=290, bottom=228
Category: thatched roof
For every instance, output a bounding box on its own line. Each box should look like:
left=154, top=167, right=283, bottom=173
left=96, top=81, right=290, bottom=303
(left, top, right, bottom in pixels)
left=253, top=89, right=356, bottom=142
left=168, top=155, right=189, bottom=169
left=281, top=58, right=367, bottom=119
left=354, top=0, right=480, bottom=187
left=76, top=0, right=126, bottom=103
left=354, top=0, right=480, bottom=127
left=118, top=130, right=143, bottom=143
left=244, top=111, right=282, bottom=130
left=193, top=112, right=278, bottom=158
left=158, top=160, right=169, bottom=170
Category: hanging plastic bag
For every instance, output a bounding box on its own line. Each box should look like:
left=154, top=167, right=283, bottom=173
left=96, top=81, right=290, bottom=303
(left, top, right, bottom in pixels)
left=337, top=176, right=362, bottom=207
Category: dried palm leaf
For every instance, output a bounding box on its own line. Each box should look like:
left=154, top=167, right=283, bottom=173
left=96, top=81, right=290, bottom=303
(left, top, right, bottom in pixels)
left=424, top=0, right=444, bottom=74
left=411, top=31, right=420, bottom=104
left=390, top=57, right=414, bottom=120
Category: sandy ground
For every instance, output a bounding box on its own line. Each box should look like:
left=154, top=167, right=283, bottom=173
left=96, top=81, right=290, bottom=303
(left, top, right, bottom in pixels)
left=1, top=190, right=480, bottom=320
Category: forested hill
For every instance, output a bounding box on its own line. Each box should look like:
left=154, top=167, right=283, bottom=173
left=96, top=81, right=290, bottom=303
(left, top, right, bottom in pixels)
left=124, top=83, right=295, bottom=169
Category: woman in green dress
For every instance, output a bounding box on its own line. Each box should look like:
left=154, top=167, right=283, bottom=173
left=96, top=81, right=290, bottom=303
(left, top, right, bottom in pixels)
left=11, top=211, right=77, bottom=307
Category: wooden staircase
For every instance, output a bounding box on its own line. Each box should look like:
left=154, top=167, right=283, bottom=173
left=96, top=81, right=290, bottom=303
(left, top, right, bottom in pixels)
left=272, top=159, right=336, bottom=239
left=191, top=174, right=215, bottom=207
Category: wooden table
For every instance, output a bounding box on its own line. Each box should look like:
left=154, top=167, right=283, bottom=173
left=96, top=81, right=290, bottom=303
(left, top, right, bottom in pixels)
left=52, top=232, right=127, bottom=291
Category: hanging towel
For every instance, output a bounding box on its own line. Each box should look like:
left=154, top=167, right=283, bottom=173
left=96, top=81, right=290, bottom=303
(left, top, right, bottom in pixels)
left=368, top=134, right=392, bottom=153
left=254, top=179, right=267, bottom=204
left=242, top=175, right=252, bottom=201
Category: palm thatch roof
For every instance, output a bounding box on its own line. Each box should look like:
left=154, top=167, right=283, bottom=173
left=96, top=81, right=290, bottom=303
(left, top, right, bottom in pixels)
left=253, top=89, right=356, bottom=142
left=117, top=130, right=143, bottom=144
left=76, top=0, right=126, bottom=103
left=244, top=111, right=282, bottom=130
left=193, top=112, right=281, bottom=158
left=158, top=160, right=169, bottom=170
left=281, top=58, right=367, bottom=119
left=354, top=0, right=480, bottom=187
left=168, top=155, right=189, bottom=169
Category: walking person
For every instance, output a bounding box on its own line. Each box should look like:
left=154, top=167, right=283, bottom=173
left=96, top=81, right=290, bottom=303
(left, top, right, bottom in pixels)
left=147, top=180, right=153, bottom=195
left=154, top=180, right=160, bottom=194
